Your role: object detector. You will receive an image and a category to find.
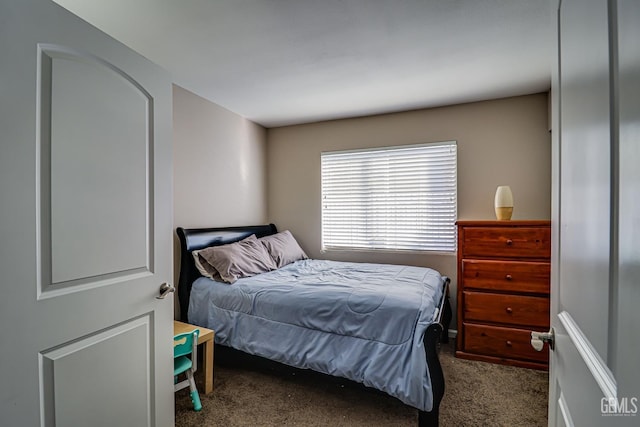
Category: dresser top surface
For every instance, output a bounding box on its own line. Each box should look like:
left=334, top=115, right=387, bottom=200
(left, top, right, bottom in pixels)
left=456, top=220, right=551, bottom=227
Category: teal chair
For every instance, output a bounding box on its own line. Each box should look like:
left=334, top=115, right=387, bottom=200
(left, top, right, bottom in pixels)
left=174, top=330, right=202, bottom=411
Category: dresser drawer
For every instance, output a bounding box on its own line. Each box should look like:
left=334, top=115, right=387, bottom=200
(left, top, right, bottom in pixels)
left=464, top=291, right=550, bottom=328
left=462, top=260, right=550, bottom=294
left=462, top=227, right=551, bottom=259
left=464, top=323, right=549, bottom=363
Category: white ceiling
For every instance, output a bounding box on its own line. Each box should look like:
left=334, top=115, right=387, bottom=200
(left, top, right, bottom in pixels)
left=54, top=0, right=552, bottom=128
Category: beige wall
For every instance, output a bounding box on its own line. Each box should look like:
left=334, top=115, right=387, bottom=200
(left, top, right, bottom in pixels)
left=173, top=84, right=267, bottom=315
left=267, top=93, right=551, bottom=329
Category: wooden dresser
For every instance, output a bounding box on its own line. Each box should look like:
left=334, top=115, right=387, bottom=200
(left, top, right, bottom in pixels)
left=456, top=220, right=551, bottom=370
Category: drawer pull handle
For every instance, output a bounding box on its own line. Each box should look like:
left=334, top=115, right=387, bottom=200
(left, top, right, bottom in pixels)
left=506, top=340, right=513, bottom=347
left=506, top=307, right=513, bottom=314
left=505, top=274, right=513, bottom=281
left=506, top=239, right=513, bottom=246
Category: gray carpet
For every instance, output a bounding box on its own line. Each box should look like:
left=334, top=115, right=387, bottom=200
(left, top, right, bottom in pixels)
left=175, top=342, right=548, bottom=426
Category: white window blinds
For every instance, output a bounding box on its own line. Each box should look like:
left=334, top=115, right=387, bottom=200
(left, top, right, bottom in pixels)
left=321, top=141, right=457, bottom=252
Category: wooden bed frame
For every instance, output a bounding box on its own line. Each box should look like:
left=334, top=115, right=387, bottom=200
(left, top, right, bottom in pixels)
left=176, top=224, right=452, bottom=427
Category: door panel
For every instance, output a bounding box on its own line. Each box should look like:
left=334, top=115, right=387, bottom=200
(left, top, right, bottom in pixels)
left=550, top=0, right=612, bottom=423
left=40, top=45, right=153, bottom=293
left=553, top=332, right=600, bottom=427
left=550, top=0, right=639, bottom=426
left=558, top=0, right=610, bottom=358
left=0, top=1, right=173, bottom=425
left=40, top=316, right=151, bottom=427
left=615, top=0, right=640, bottom=403
left=47, top=46, right=150, bottom=284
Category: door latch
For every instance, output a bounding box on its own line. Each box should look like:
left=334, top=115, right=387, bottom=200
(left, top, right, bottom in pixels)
left=531, top=328, right=555, bottom=351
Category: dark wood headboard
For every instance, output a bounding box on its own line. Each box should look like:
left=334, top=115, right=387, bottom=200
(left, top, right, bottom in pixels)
left=176, top=224, right=278, bottom=322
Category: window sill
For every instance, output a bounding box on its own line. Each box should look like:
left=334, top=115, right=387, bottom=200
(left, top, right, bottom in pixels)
left=320, top=247, right=456, bottom=257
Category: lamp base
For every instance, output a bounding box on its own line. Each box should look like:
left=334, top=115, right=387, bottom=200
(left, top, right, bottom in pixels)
left=495, top=207, right=513, bottom=220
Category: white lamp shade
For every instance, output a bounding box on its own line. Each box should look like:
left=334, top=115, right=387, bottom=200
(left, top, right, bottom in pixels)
left=495, top=186, right=514, bottom=208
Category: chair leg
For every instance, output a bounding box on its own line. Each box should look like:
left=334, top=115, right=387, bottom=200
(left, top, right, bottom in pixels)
left=187, top=370, right=202, bottom=411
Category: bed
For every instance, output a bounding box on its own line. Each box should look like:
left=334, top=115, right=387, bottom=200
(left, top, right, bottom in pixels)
left=177, top=224, right=452, bottom=426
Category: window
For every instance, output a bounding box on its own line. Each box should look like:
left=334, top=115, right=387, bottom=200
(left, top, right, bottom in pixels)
left=321, top=141, right=457, bottom=252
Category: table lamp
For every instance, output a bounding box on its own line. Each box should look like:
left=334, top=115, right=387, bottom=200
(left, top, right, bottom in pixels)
left=495, top=185, right=513, bottom=220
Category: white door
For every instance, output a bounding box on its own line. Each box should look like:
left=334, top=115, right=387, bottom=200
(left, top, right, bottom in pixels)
left=547, top=0, right=639, bottom=426
left=0, top=1, right=174, bottom=425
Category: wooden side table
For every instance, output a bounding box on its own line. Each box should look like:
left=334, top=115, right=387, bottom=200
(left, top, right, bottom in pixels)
left=174, top=320, right=215, bottom=394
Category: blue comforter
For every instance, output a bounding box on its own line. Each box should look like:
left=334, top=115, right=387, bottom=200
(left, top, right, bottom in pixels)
left=188, top=259, right=444, bottom=411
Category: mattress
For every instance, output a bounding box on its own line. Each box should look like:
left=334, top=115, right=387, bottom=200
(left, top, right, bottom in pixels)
left=188, top=259, right=444, bottom=411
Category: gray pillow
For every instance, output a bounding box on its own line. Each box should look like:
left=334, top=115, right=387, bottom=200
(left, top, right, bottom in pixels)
left=192, top=250, right=224, bottom=282
left=195, top=234, right=277, bottom=284
left=259, top=230, right=308, bottom=268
